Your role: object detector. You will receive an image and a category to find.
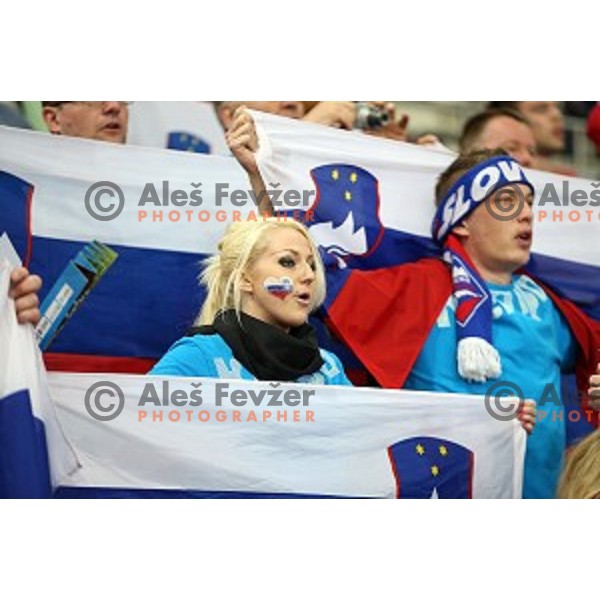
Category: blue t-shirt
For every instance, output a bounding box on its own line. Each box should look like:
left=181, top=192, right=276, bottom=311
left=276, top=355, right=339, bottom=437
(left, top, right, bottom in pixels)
left=404, top=274, right=577, bottom=499
left=151, top=332, right=352, bottom=386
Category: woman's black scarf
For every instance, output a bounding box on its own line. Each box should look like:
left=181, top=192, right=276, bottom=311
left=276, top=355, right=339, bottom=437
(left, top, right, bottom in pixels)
left=188, top=310, right=324, bottom=381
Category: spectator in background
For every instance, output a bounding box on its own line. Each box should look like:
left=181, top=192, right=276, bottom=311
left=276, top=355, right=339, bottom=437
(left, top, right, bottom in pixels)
left=215, top=101, right=410, bottom=142
left=41, top=101, right=129, bottom=144
left=217, top=100, right=353, bottom=130
left=216, top=101, right=306, bottom=126
left=459, top=108, right=536, bottom=168
left=488, top=102, right=565, bottom=155
left=488, top=101, right=575, bottom=175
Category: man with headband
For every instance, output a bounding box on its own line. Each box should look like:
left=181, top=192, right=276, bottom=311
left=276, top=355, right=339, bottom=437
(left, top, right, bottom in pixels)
left=325, top=149, right=600, bottom=498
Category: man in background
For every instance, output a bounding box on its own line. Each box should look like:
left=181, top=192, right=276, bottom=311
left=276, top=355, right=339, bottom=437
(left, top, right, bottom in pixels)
left=459, top=107, right=536, bottom=168
left=41, top=101, right=129, bottom=144
left=487, top=101, right=573, bottom=174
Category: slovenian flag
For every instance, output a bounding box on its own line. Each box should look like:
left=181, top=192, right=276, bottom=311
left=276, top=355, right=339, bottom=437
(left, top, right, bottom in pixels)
left=0, top=125, right=254, bottom=373
left=0, top=234, right=78, bottom=498
left=48, top=372, right=525, bottom=499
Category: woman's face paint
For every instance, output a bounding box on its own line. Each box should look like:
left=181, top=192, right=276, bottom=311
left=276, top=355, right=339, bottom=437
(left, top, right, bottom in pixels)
left=241, top=228, right=317, bottom=331
left=263, top=276, right=294, bottom=300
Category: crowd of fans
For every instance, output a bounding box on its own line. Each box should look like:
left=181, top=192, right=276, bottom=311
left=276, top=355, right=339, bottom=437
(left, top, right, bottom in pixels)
left=1, top=100, right=599, bottom=175
left=3, top=100, right=600, bottom=499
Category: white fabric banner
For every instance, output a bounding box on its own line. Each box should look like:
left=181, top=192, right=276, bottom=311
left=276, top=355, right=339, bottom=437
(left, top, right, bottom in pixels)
left=49, top=372, right=526, bottom=498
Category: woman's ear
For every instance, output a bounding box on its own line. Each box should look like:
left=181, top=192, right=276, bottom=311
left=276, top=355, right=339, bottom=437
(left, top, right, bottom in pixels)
left=239, top=271, right=253, bottom=294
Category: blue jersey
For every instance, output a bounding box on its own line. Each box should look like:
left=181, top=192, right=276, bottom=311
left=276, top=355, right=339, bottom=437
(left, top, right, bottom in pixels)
left=405, top=274, right=577, bottom=499
left=151, top=332, right=352, bottom=386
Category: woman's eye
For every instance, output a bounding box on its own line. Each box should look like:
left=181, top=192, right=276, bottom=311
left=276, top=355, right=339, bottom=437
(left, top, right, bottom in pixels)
left=308, top=262, right=316, bottom=272
left=279, top=257, right=295, bottom=268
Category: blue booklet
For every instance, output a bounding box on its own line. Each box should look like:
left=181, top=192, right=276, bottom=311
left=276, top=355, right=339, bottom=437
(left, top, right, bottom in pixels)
left=35, top=241, right=118, bottom=350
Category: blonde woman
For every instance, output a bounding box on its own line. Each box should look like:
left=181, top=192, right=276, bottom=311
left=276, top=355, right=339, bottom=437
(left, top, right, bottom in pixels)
left=151, top=219, right=351, bottom=385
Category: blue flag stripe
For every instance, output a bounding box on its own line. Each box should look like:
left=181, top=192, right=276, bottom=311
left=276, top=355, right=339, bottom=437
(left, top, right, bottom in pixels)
left=0, top=390, right=51, bottom=499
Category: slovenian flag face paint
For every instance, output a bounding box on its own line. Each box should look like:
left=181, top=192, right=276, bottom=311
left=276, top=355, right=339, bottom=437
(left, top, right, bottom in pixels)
left=263, top=276, right=294, bottom=300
